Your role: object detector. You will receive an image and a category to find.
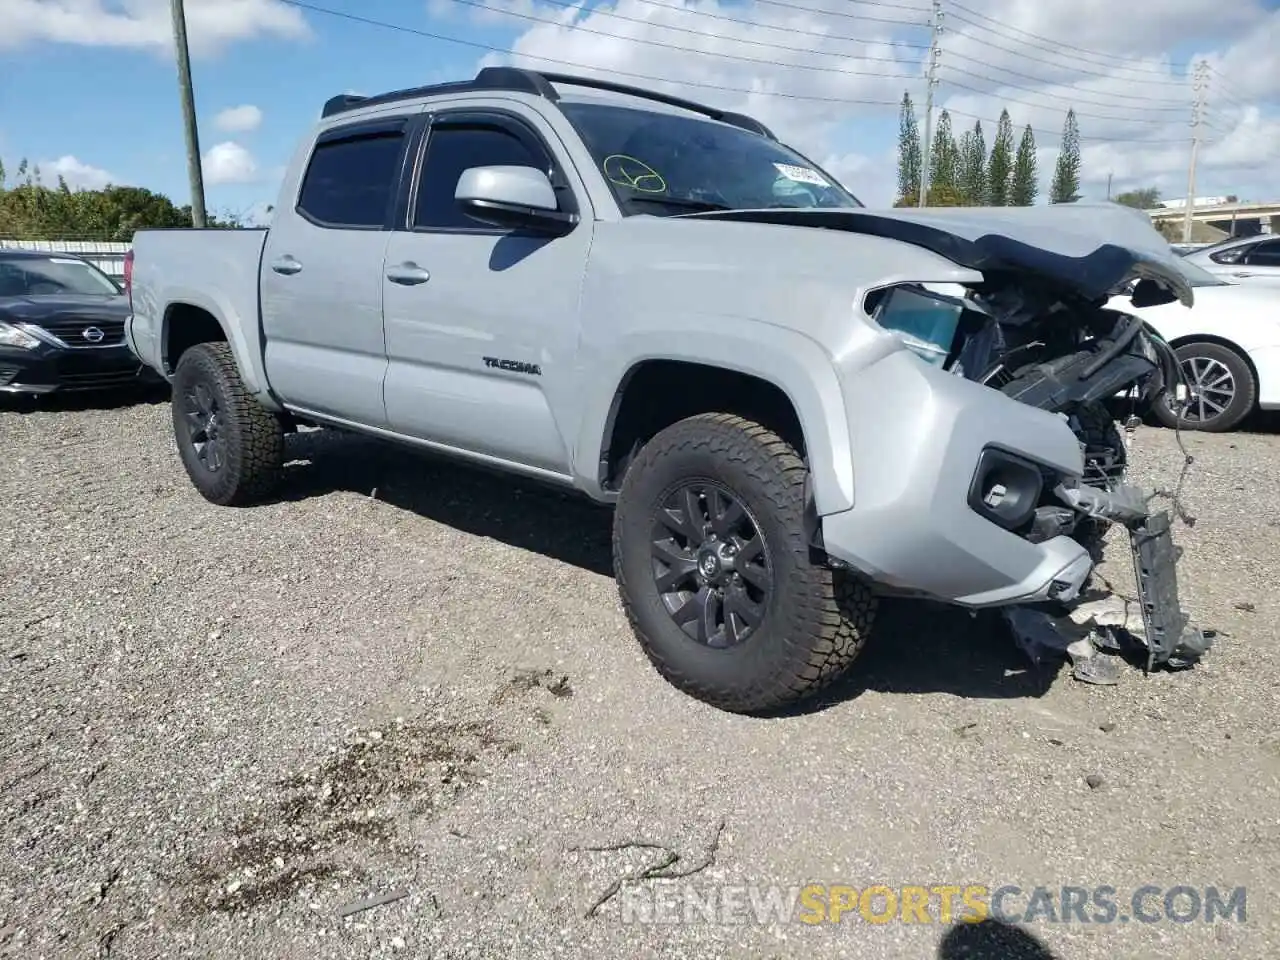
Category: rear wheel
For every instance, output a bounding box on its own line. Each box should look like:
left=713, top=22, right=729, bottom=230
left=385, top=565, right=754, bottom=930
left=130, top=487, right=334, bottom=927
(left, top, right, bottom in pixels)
left=612, top=412, right=877, bottom=715
left=171, top=342, right=284, bottom=506
left=1152, top=341, right=1256, bottom=433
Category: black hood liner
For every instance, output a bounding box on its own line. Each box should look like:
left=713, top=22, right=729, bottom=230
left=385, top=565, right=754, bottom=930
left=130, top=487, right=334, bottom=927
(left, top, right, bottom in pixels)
left=688, top=209, right=1180, bottom=305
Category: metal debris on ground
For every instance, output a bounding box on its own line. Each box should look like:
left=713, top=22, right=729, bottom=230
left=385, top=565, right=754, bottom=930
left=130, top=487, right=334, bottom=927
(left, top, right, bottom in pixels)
left=337, top=888, right=410, bottom=918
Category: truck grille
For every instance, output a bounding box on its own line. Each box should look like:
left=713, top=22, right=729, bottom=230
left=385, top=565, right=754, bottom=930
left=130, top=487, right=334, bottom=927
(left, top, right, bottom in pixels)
left=32, top=317, right=126, bottom=347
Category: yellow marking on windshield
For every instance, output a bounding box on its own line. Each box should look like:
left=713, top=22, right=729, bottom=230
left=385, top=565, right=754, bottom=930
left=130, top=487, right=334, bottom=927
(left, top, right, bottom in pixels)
left=602, top=154, right=668, bottom=193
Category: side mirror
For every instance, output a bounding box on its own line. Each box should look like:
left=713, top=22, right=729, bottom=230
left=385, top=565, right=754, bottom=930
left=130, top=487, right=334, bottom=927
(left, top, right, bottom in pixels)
left=455, top=165, right=577, bottom=234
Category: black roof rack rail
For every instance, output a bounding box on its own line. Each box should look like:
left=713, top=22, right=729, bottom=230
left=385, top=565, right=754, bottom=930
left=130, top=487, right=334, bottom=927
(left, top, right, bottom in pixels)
left=320, top=68, right=554, bottom=119
left=321, top=66, right=776, bottom=139
left=530, top=72, right=775, bottom=139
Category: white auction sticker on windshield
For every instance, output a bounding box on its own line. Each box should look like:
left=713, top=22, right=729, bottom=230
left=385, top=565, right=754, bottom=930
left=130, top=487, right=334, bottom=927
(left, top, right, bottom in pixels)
left=773, top=162, right=829, bottom=186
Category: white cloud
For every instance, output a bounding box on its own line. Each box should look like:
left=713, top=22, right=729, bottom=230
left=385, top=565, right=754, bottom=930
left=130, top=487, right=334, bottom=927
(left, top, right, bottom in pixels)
left=214, top=104, right=263, bottom=134
left=465, top=0, right=1280, bottom=206
left=0, top=0, right=310, bottom=56
left=202, top=141, right=258, bottom=185
left=38, top=155, right=119, bottom=190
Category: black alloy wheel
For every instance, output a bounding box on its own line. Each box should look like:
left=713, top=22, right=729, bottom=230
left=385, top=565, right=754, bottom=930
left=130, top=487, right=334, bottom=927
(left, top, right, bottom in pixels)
left=612, top=412, right=877, bottom=715
left=182, top=380, right=226, bottom=474
left=170, top=341, right=285, bottom=506
left=649, top=480, right=773, bottom=649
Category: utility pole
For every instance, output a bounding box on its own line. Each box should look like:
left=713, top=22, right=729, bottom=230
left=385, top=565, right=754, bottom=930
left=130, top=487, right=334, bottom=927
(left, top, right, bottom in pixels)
left=917, top=0, right=943, bottom=208
left=170, top=0, right=206, bottom=227
left=1106, top=172, right=1113, bottom=201
left=1181, top=59, right=1209, bottom=244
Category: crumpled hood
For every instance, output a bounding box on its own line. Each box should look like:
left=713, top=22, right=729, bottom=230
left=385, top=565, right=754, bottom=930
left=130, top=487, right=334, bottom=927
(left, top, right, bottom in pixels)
left=690, top=201, right=1194, bottom=309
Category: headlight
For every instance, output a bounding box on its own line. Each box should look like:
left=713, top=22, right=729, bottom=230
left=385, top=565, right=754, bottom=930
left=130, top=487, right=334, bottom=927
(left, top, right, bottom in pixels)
left=0, top=322, right=41, bottom=350
left=866, top=283, right=966, bottom=368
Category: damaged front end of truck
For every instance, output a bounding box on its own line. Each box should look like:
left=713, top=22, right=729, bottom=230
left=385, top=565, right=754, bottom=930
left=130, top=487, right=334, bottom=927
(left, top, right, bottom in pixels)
left=698, top=202, right=1214, bottom=676
left=860, top=214, right=1214, bottom=676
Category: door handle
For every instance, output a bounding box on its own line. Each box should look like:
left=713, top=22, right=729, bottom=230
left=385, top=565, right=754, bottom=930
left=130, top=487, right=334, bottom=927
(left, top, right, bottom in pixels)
left=270, top=256, right=303, bottom=276
left=1231, top=271, right=1253, bottom=278
left=386, top=262, right=431, bottom=285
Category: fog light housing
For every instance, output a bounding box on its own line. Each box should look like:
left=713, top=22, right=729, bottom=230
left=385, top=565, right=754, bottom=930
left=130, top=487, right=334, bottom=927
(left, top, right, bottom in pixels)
left=968, top=447, right=1044, bottom=532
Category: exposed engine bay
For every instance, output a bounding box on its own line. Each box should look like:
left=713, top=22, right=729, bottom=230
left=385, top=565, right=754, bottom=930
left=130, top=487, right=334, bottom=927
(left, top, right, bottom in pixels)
left=867, top=273, right=1213, bottom=680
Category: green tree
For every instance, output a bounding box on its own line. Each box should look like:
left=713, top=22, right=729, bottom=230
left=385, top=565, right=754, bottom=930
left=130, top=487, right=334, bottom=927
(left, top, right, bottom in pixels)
left=0, top=157, right=195, bottom=241
left=1114, top=186, right=1161, bottom=209
left=1050, top=108, right=1081, bottom=204
left=958, top=120, right=986, bottom=205
left=894, top=184, right=966, bottom=207
left=987, top=109, right=1014, bottom=205
left=1010, top=124, right=1038, bottom=206
left=929, top=109, right=960, bottom=198
left=896, top=91, right=922, bottom=205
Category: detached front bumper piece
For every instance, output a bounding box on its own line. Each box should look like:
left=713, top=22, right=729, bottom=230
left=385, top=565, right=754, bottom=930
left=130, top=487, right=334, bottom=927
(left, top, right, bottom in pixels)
left=1055, top=478, right=1212, bottom=670
left=1129, top=511, right=1212, bottom=669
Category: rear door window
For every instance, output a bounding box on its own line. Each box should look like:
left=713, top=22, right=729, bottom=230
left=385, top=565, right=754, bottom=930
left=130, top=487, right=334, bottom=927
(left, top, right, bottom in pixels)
left=297, top=126, right=407, bottom=228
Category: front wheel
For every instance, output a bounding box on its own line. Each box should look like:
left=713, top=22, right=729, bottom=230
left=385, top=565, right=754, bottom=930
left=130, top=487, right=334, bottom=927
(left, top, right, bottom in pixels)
left=171, top=342, right=285, bottom=506
left=1151, top=341, right=1257, bottom=433
left=611, top=412, right=877, bottom=715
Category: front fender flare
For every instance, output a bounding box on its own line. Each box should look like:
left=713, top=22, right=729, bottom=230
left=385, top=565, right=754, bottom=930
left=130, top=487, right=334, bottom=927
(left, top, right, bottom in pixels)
left=572, top=316, right=855, bottom=515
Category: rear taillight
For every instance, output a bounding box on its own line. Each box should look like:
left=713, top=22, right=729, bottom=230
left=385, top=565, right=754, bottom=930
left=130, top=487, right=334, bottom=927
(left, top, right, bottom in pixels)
left=123, top=249, right=134, bottom=308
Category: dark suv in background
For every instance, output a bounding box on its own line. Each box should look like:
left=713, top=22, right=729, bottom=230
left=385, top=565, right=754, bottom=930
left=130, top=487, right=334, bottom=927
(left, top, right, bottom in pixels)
left=0, top=248, right=163, bottom=396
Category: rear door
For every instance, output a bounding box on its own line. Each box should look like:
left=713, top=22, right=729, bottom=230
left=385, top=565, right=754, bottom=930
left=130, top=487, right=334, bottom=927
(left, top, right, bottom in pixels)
left=260, top=112, right=418, bottom=426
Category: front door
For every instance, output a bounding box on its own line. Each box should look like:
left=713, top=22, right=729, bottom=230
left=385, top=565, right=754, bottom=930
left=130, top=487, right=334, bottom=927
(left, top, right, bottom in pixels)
left=381, top=108, right=594, bottom=477
left=261, top=114, right=417, bottom=426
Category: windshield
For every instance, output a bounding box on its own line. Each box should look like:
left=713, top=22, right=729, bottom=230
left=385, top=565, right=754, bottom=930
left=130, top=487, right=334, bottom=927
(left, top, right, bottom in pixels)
left=559, top=101, right=863, bottom=215
left=0, top=255, right=121, bottom=297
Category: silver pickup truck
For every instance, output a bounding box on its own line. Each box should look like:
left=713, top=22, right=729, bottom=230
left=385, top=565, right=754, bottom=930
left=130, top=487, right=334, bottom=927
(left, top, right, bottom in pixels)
left=125, top=67, right=1209, bottom=714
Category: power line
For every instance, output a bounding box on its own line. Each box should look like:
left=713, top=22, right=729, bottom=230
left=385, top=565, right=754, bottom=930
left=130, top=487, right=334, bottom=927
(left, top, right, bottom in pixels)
left=435, top=0, right=927, bottom=80
left=1206, top=67, right=1263, bottom=113
left=446, top=0, right=924, bottom=67
left=942, top=106, right=1190, bottom=145
left=532, top=0, right=933, bottom=51
left=942, top=72, right=1187, bottom=125
left=940, top=49, right=1187, bottom=106
left=947, top=2, right=1193, bottom=76
left=695, top=0, right=932, bottom=27
left=276, top=0, right=904, bottom=107
left=944, top=15, right=1192, bottom=88
left=943, top=64, right=1186, bottom=115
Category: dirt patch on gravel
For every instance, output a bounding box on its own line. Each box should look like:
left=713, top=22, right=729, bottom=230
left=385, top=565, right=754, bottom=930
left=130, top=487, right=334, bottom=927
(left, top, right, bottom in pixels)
left=183, top=716, right=517, bottom=915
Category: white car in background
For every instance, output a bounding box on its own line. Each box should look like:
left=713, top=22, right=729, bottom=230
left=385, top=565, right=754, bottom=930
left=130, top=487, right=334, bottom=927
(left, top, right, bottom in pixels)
left=1110, top=257, right=1280, bottom=432
left=1180, top=234, right=1280, bottom=287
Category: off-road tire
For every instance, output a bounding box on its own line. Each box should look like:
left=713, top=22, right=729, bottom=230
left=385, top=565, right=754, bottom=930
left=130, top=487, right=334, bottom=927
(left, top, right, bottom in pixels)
left=1151, top=340, right=1257, bottom=433
left=171, top=342, right=284, bottom=506
left=612, top=412, right=877, bottom=714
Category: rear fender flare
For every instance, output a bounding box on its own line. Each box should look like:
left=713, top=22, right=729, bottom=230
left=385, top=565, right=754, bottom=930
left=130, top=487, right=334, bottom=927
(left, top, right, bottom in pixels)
left=160, top=285, right=278, bottom=409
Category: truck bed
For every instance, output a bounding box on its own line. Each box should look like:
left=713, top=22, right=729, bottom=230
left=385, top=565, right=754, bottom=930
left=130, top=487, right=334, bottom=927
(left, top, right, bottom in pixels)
left=126, top=227, right=270, bottom=395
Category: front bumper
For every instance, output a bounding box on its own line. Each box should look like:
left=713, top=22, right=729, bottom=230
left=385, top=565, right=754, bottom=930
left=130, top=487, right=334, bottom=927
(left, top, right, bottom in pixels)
left=820, top=347, right=1097, bottom=607
left=0, top=341, right=166, bottom=394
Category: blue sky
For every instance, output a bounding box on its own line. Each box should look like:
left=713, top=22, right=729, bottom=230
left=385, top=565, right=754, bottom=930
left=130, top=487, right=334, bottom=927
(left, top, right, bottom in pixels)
left=1, top=0, right=1277, bottom=224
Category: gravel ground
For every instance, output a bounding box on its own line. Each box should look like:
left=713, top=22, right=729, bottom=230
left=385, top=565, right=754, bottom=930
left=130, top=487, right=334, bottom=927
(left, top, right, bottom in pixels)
left=2, top=389, right=1278, bottom=960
